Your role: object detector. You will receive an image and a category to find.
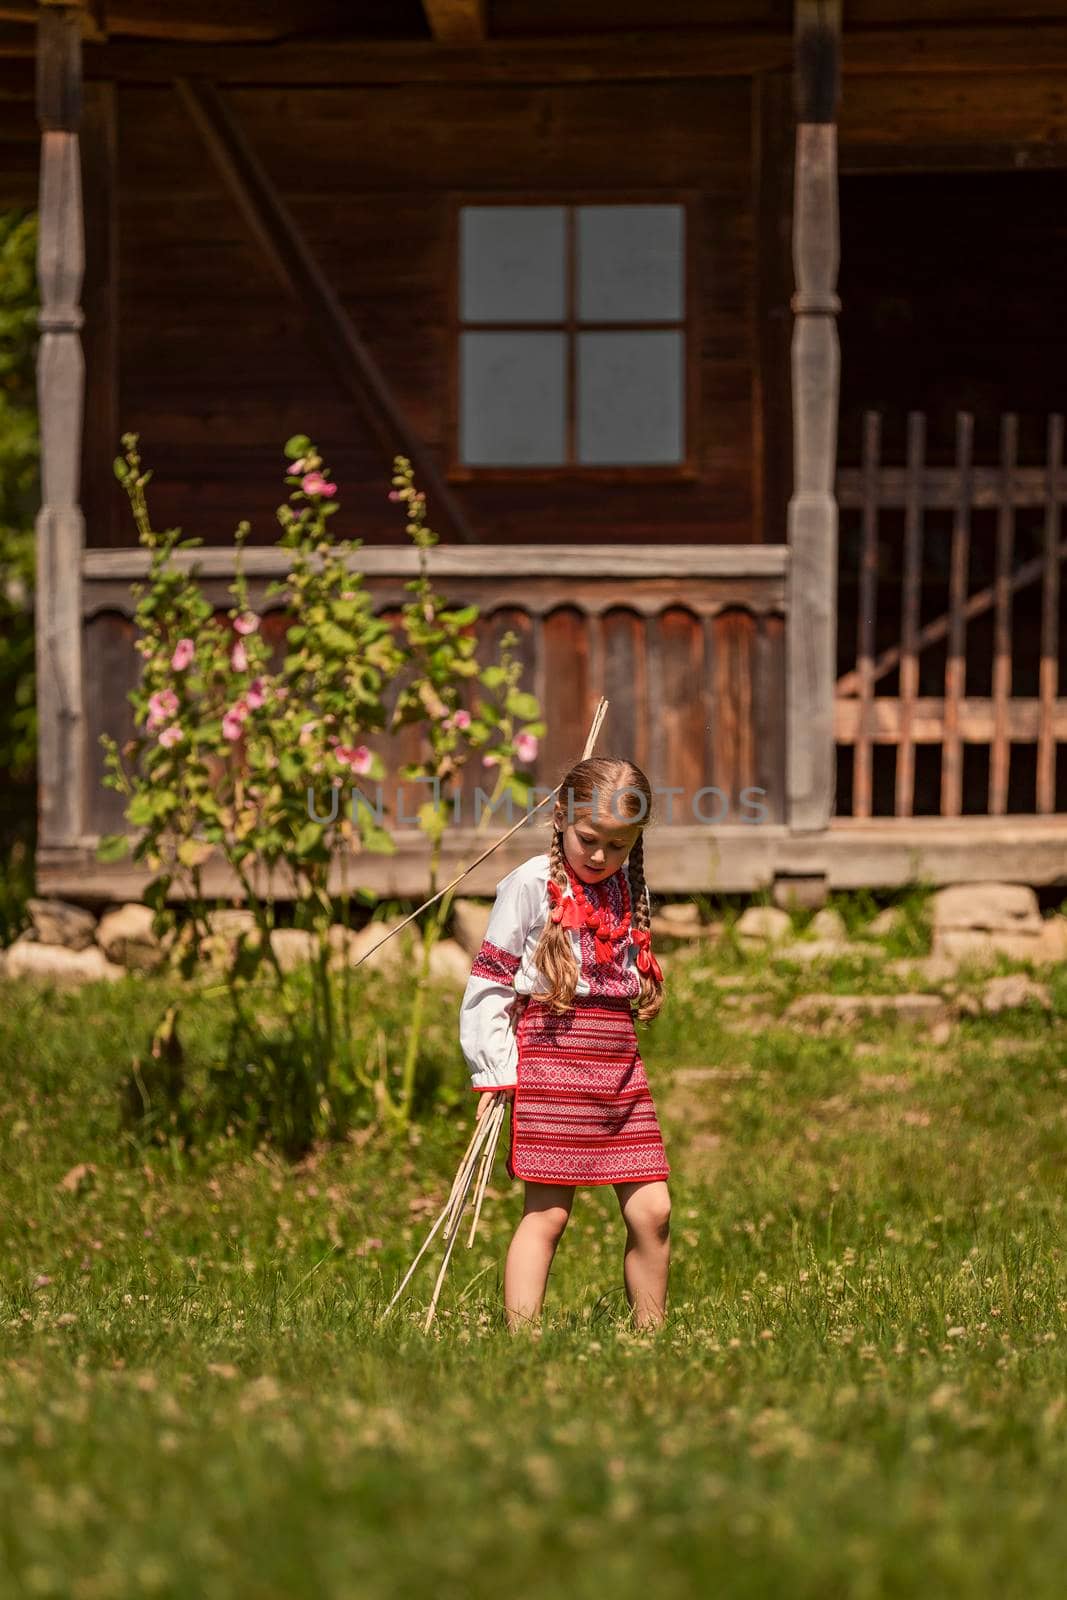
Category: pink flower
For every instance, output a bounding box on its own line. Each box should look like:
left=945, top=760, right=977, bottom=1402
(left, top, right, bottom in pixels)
left=298, top=720, right=318, bottom=747
left=234, top=613, right=259, bottom=636
left=222, top=699, right=249, bottom=742
left=289, top=457, right=307, bottom=474
left=515, top=733, right=539, bottom=764
left=275, top=686, right=289, bottom=701
left=245, top=677, right=267, bottom=710
left=159, top=724, right=182, bottom=749
left=302, top=472, right=337, bottom=498
left=171, top=639, right=194, bottom=671
left=387, top=490, right=403, bottom=501
left=146, top=688, right=178, bottom=731
left=231, top=639, right=248, bottom=672
left=482, top=753, right=499, bottom=768
left=450, top=709, right=471, bottom=730
left=334, top=744, right=373, bottom=776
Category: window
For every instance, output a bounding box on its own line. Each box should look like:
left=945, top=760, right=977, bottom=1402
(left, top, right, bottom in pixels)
left=451, top=198, right=692, bottom=477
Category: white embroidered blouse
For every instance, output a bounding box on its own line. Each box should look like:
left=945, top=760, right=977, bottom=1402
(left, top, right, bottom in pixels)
left=458, top=851, right=646, bottom=1092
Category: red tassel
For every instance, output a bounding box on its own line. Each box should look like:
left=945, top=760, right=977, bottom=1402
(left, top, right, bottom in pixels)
left=633, top=929, right=663, bottom=983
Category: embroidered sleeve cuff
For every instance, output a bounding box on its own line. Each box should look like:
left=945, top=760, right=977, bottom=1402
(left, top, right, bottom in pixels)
left=470, top=939, right=521, bottom=983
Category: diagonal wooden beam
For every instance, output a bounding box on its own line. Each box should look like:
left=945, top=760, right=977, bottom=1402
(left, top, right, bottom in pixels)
left=421, top=0, right=486, bottom=46
left=836, top=535, right=1067, bottom=698
left=174, top=75, right=476, bottom=544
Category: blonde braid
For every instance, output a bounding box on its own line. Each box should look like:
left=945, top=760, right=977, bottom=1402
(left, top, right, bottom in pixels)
left=530, top=822, right=581, bottom=1013
left=626, top=830, right=664, bottom=1022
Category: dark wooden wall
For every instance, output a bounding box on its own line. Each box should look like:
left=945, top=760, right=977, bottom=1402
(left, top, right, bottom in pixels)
left=94, top=77, right=758, bottom=551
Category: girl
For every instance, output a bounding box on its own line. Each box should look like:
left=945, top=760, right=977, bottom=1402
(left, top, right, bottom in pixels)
left=459, top=757, right=671, bottom=1332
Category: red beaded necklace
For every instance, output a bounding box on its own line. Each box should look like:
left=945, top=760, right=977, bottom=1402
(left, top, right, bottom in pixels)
left=545, top=853, right=633, bottom=966
left=545, top=851, right=664, bottom=982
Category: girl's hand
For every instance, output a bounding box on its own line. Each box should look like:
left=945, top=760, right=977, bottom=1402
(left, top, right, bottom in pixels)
left=476, top=1088, right=513, bottom=1122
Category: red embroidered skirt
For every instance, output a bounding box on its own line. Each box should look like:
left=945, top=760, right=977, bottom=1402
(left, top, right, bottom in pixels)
left=507, top=993, right=671, bottom=1187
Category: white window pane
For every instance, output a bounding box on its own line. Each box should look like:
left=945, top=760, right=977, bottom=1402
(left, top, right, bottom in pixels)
left=577, top=205, right=684, bottom=323
left=577, top=331, right=684, bottom=464
left=460, top=206, right=566, bottom=323
left=461, top=332, right=566, bottom=465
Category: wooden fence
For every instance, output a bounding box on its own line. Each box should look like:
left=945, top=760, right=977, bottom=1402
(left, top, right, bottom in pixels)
left=835, top=411, right=1067, bottom=818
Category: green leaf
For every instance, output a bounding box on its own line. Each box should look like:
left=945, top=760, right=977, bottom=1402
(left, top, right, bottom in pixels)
left=127, top=792, right=155, bottom=827
left=284, top=434, right=311, bottom=460
left=479, top=665, right=506, bottom=689
left=95, top=832, right=131, bottom=863
left=446, top=603, right=479, bottom=627
left=506, top=690, right=541, bottom=720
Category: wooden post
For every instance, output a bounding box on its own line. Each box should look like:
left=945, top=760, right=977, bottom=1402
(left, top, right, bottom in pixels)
left=786, top=0, right=841, bottom=832
left=35, top=3, right=87, bottom=852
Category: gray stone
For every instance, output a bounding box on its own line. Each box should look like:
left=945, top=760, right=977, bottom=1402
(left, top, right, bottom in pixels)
left=808, top=907, right=848, bottom=941
left=429, top=938, right=473, bottom=986
left=736, top=905, right=793, bottom=945
left=96, top=903, right=164, bottom=972
left=784, top=992, right=953, bottom=1029
left=775, top=939, right=877, bottom=964
left=931, top=882, right=1042, bottom=935
left=269, top=928, right=323, bottom=972
left=885, top=955, right=959, bottom=985
left=979, top=974, right=1052, bottom=1015
left=867, top=905, right=905, bottom=937
left=26, top=897, right=97, bottom=952
left=451, top=899, right=491, bottom=957
left=4, top=936, right=125, bottom=986
left=658, top=902, right=701, bottom=928
left=207, top=909, right=258, bottom=938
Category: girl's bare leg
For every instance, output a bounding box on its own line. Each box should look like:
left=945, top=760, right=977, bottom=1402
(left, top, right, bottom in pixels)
left=504, top=1182, right=576, bottom=1332
left=614, top=1180, right=671, bottom=1328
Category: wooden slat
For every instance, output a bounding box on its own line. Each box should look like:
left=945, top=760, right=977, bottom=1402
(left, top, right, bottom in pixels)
left=940, top=411, right=972, bottom=817
left=1037, top=414, right=1063, bottom=814
left=836, top=696, right=1067, bottom=746
left=601, top=609, right=644, bottom=770
left=988, top=412, right=1017, bottom=816
left=173, top=75, right=477, bottom=546
left=84, top=543, right=790, bottom=581
left=837, top=465, right=1067, bottom=510
left=752, top=612, right=785, bottom=824
left=852, top=410, right=879, bottom=818
left=541, top=609, right=588, bottom=790
left=895, top=410, right=924, bottom=818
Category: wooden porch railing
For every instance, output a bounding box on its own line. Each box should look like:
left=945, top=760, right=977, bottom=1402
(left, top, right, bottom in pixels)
left=836, top=411, right=1067, bottom=818
left=81, top=544, right=788, bottom=845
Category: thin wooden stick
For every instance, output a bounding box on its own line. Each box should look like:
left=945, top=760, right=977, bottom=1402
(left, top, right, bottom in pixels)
left=349, top=698, right=609, bottom=971
left=467, top=1096, right=507, bottom=1248
left=424, top=1150, right=482, bottom=1331
left=382, top=1099, right=498, bottom=1318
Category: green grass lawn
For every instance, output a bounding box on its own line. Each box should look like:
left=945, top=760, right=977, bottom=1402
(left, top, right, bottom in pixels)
left=2, top=940, right=1066, bottom=1600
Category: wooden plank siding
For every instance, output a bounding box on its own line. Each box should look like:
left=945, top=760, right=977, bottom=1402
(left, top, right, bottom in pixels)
left=80, top=546, right=788, bottom=848
left=100, top=76, right=757, bottom=550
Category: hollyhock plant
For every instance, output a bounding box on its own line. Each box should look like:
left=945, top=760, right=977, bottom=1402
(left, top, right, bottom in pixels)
left=98, top=432, right=544, bottom=1150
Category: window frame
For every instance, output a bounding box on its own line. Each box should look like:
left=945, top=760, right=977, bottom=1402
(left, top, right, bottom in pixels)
left=445, top=189, right=701, bottom=483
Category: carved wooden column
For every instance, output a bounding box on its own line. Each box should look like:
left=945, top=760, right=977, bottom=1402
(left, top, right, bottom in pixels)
left=35, top=4, right=87, bottom=852
left=785, top=0, right=841, bottom=832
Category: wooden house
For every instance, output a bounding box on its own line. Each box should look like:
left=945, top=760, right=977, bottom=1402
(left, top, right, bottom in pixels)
left=3, top=1, right=1067, bottom=901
